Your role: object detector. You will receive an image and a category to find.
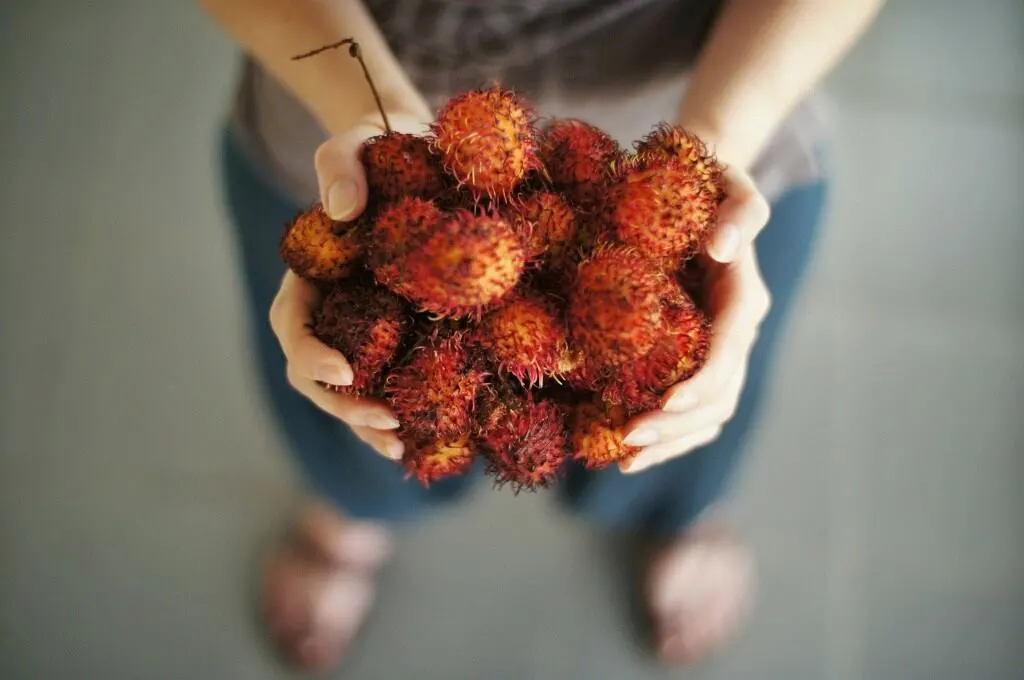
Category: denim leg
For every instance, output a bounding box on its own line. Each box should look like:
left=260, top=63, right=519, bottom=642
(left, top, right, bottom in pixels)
left=558, top=179, right=830, bottom=535
left=216, top=126, right=478, bottom=523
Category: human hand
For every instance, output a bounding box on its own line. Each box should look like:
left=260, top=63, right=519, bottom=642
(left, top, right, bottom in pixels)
left=620, top=166, right=772, bottom=473
left=268, top=113, right=430, bottom=461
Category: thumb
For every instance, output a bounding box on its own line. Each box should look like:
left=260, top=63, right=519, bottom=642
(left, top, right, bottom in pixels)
left=706, top=166, right=771, bottom=263
left=314, top=113, right=434, bottom=222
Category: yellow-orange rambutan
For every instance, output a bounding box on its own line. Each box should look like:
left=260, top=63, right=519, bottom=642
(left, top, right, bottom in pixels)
left=505, top=191, right=578, bottom=265
left=402, top=435, right=477, bottom=486
left=280, top=203, right=362, bottom=282
left=569, top=398, right=639, bottom=470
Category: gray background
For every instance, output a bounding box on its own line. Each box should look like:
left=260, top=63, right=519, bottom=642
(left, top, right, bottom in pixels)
left=1, top=1, right=1022, bottom=678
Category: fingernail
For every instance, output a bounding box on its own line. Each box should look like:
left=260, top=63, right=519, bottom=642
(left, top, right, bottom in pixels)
left=664, top=392, right=697, bottom=412
left=386, top=440, right=405, bottom=460
left=366, top=413, right=400, bottom=430
left=708, top=223, right=740, bottom=262
left=623, top=428, right=658, bottom=447
left=315, top=363, right=352, bottom=386
left=326, top=180, right=358, bottom=220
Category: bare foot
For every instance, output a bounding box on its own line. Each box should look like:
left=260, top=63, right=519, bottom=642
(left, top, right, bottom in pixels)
left=262, top=501, right=393, bottom=671
left=645, top=521, right=755, bottom=665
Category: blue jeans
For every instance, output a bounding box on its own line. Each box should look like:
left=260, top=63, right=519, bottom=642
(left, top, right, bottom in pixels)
left=218, top=126, right=828, bottom=535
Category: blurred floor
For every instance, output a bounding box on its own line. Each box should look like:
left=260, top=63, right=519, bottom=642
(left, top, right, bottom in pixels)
left=1, top=1, right=1022, bottom=678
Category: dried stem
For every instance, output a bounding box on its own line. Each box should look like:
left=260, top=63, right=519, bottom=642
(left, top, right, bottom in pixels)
left=291, top=38, right=392, bottom=134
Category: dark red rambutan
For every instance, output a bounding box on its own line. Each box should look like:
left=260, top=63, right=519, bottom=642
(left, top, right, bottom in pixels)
left=361, top=132, right=447, bottom=202
left=279, top=203, right=363, bottom=282
left=600, top=293, right=711, bottom=415
left=540, top=118, right=624, bottom=212
left=402, top=435, right=477, bottom=486
left=474, top=289, right=579, bottom=387
left=311, top=283, right=410, bottom=396
left=385, top=332, right=488, bottom=442
left=477, top=390, right=568, bottom=492
left=397, top=210, right=525, bottom=317
left=431, top=86, right=541, bottom=200
left=567, top=246, right=679, bottom=376
left=569, top=398, right=639, bottom=470
left=369, top=196, right=443, bottom=296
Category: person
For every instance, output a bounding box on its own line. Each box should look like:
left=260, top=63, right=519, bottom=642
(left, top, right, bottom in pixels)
left=200, top=0, right=884, bottom=670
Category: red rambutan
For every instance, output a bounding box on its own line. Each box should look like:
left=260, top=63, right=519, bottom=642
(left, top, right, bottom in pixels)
left=474, top=289, right=579, bottom=387
left=396, top=210, right=525, bottom=317
left=312, top=283, right=410, bottom=396
left=402, top=435, right=477, bottom=486
left=505, top=191, right=578, bottom=264
left=540, top=118, right=623, bottom=212
left=361, top=132, right=447, bottom=202
left=477, top=390, right=568, bottom=492
left=385, top=332, right=488, bottom=442
left=369, top=196, right=443, bottom=296
left=567, top=246, right=679, bottom=376
left=431, top=86, right=541, bottom=200
left=634, top=123, right=725, bottom=196
left=279, top=203, right=362, bottom=282
left=600, top=293, right=711, bottom=415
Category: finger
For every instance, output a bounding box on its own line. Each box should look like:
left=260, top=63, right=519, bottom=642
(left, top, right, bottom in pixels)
left=706, top=167, right=771, bottom=263
left=350, top=425, right=405, bottom=461
left=625, top=366, right=746, bottom=446
left=315, top=114, right=432, bottom=222
left=288, top=368, right=399, bottom=431
left=269, top=272, right=353, bottom=387
left=663, top=255, right=769, bottom=411
left=620, top=426, right=722, bottom=474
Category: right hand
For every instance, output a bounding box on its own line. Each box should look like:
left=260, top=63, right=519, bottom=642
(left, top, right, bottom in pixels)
left=268, top=112, right=430, bottom=461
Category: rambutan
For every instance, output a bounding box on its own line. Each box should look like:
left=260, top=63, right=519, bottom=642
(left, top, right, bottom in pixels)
left=279, top=203, right=362, bottom=282
left=505, top=191, right=578, bottom=264
left=478, top=390, right=568, bottom=492
left=540, top=118, right=623, bottom=212
left=397, top=210, right=525, bottom=317
left=312, top=283, right=410, bottom=396
left=385, top=332, right=488, bottom=442
left=601, top=294, right=711, bottom=415
left=474, top=289, right=578, bottom=387
left=567, top=246, right=678, bottom=376
left=431, top=86, right=541, bottom=199
left=369, top=196, right=443, bottom=297
left=402, top=435, right=477, bottom=486
left=634, top=123, right=725, bottom=196
left=606, top=133, right=725, bottom=263
left=569, top=399, right=639, bottom=469
left=361, top=132, right=447, bottom=201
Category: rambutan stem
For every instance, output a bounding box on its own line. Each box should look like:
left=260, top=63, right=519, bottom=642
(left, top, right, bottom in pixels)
left=291, top=38, right=392, bottom=134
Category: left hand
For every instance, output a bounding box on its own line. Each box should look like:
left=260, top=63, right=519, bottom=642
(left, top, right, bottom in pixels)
left=619, top=165, right=772, bottom=474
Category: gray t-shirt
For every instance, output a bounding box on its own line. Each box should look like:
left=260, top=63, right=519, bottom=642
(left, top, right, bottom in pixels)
left=229, top=0, right=827, bottom=206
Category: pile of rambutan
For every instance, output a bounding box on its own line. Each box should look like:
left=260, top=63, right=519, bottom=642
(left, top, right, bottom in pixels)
left=280, top=40, right=724, bottom=492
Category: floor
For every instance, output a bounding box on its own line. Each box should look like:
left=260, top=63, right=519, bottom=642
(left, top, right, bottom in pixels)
left=1, top=1, right=1022, bottom=678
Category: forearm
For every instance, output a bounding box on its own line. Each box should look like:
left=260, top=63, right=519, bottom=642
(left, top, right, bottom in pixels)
left=198, top=0, right=429, bottom=134
left=677, top=0, right=885, bottom=169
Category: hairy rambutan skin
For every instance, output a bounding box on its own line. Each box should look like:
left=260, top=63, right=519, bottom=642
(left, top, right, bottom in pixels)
left=385, top=333, right=488, bottom=442
left=606, top=154, right=722, bottom=263
left=474, top=290, right=577, bottom=387
left=431, top=86, right=541, bottom=199
left=478, top=392, right=569, bottom=492
left=569, top=399, right=639, bottom=469
left=402, top=436, right=477, bottom=486
left=568, top=246, right=678, bottom=376
left=634, top=123, right=725, bottom=198
left=362, top=132, right=447, bottom=201
left=505, top=191, right=578, bottom=264
left=369, top=196, right=443, bottom=296
left=312, top=284, right=410, bottom=396
left=398, top=210, right=525, bottom=317
left=279, top=203, right=362, bottom=282
left=601, top=295, right=712, bottom=415
left=540, top=118, right=624, bottom=212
